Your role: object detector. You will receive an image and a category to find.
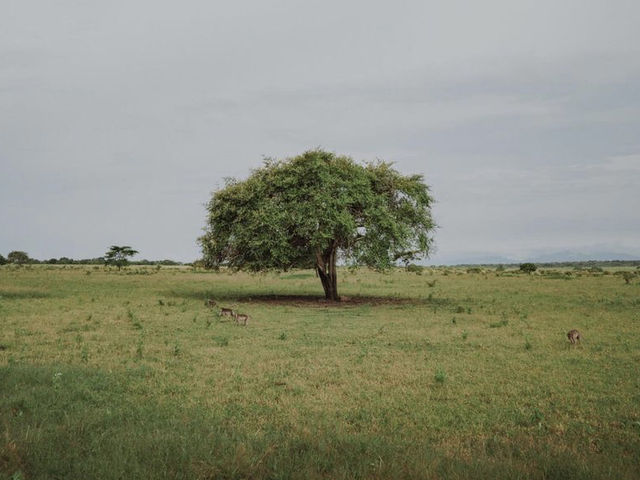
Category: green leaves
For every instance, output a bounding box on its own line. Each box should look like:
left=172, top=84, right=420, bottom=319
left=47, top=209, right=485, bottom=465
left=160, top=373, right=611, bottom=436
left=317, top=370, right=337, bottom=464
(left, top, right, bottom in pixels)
left=201, top=149, right=435, bottom=294
left=104, top=246, right=138, bottom=270
left=7, top=251, right=30, bottom=265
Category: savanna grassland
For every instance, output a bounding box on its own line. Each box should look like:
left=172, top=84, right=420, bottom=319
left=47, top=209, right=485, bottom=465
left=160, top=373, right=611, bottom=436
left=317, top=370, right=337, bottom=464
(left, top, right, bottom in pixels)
left=1, top=265, right=639, bottom=479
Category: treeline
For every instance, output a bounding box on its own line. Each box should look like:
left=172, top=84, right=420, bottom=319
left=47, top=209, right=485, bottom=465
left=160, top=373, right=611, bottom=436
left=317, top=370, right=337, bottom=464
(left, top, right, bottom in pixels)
left=0, top=251, right=182, bottom=266
left=452, top=260, right=640, bottom=268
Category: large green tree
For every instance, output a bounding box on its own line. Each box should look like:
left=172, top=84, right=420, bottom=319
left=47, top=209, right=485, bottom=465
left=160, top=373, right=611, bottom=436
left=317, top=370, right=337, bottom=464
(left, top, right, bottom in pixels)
left=200, top=150, right=435, bottom=301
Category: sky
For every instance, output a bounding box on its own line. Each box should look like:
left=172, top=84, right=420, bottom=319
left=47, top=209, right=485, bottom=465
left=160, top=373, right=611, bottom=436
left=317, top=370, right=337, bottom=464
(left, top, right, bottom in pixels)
left=1, top=0, right=639, bottom=264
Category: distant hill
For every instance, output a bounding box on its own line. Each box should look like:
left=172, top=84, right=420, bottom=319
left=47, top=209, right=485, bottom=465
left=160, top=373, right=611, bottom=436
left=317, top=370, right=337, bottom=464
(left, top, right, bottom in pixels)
left=426, top=248, right=640, bottom=266
left=526, top=250, right=640, bottom=263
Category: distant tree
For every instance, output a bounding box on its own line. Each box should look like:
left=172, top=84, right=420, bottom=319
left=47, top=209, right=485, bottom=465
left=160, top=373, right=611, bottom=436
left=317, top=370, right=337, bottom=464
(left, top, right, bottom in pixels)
left=622, top=271, right=635, bottom=284
left=7, top=251, right=30, bottom=265
left=158, top=259, right=180, bottom=266
left=200, top=149, right=435, bottom=301
left=519, top=263, right=537, bottom=274
left=104, top=246, right=138, bottom=270
left=0, top=254, right=7, bottom=265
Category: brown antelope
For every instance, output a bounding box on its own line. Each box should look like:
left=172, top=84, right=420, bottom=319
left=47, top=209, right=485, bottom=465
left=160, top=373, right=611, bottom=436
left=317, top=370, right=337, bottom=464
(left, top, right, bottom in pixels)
left=234, top=313, right=250, bottom=326
left=205, top=298, right=217, bottom=308
left=567, top=329, right=581, bottom=344
left=219, top=307, right=234, bottom=318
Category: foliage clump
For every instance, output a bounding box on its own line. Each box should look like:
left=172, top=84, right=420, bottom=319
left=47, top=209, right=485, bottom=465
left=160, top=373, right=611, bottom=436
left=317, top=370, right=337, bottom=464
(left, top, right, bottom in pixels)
left=104, top=246, right=138, bottom=270
left=406, top=264, right=424, bottom=274
left=200, top=149, right=435, bottom=300
left=519, top=263, right=537, bottom=274
left=622, top=271, right=636, bottom=284
left=7, top=251, right=30, bottom=265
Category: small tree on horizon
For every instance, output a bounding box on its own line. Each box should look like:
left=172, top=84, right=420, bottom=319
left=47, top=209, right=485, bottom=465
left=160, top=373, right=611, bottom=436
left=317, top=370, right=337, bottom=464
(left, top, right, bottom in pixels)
left=200, top=150, right=435, bottom=301
left=104, top=246, right=138, bottom=270
left=519, top=262, right=537, bottom=274
left=0, top=254, right=7, bottom=265
left=7, top=251, right=30, bottom=265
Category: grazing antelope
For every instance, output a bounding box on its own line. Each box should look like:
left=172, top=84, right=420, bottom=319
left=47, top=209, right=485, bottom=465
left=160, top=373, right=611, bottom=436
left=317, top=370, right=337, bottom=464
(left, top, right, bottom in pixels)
left=205, top=298, right=217, bottom=308
left=567, top=329, right=581, bottom=344
left=219, top=307, right=234, bottom=318
left=234, top=313, right=250, bottom=326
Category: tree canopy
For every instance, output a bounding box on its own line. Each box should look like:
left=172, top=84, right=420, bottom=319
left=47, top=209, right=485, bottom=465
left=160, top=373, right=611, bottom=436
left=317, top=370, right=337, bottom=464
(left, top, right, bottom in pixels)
left=200, top=150, right=435, bottom=300
left=7, top=251, right=30, bottom=265
left=519, top=262, right=537, bottom=274
left=104, top=246, right=138, bottom=270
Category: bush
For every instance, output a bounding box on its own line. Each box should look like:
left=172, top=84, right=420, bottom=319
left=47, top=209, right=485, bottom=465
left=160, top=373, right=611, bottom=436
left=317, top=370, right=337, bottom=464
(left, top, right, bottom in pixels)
left=406, top=264, right=424, bottom=275
left=519, top=263, right=537, bottom=273
left=7, top=251, right=30, bottom=265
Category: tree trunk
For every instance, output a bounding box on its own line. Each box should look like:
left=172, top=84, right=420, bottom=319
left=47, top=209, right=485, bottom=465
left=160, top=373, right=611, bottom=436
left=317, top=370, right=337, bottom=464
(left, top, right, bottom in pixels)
left=316, top=245, right=339, bottom=301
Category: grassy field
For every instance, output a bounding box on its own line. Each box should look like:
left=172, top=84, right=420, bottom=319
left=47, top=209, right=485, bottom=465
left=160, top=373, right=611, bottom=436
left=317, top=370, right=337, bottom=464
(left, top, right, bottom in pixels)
left=1, top=264, right=639, bottom=479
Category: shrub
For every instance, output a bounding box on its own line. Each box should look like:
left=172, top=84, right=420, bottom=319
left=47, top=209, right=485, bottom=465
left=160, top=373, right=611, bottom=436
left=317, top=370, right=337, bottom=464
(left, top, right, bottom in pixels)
left=519, top=263, right=537, bottom=273
left=7, top=251, right=30, bottom=265
left=406, top=264, right=424, bottom=275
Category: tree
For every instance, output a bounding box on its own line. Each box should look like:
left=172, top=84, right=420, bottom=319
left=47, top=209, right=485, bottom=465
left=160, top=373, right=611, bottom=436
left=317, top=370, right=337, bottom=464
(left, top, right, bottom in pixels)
left=0, top=254, right=7, bottom=265
left=7, top=251, right=30, bottom=265
left=200, top=150, right=435, bottom=301
left=519, top=262, right=537, bottom=274
left=104, top=246, right=138, bottom=270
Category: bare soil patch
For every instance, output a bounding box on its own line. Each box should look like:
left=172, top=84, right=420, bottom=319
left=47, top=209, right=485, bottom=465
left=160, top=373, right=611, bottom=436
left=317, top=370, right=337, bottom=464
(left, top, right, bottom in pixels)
left=229, top=294, right=427, bottom=307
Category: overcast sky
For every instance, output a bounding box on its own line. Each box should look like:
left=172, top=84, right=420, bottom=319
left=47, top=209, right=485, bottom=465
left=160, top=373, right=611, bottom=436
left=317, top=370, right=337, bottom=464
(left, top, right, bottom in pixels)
left=1, top=0, right=639, bottom=263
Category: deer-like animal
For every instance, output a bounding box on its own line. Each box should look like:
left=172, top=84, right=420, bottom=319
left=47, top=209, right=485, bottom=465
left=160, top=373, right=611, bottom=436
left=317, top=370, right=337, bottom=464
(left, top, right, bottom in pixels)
left=234, top=313, right=250, bottom=326
left=567, top=329, right=581, bottom=344
left=205, top=298, right=217, bottom=308
left=219, top=307, right=234, bottom=318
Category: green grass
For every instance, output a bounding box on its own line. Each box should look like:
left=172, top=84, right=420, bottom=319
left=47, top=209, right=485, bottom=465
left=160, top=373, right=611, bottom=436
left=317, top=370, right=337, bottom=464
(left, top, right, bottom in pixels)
left=1, top=265, right=639, bottom=479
